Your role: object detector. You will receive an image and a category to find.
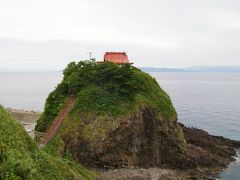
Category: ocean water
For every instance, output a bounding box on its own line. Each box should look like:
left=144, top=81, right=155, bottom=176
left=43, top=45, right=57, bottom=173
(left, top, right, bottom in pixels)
left=0, top=72, right=62, bottom=111
left=0, top=71, right=239, bottom=179
left=150, top=72, right=240, bottom=141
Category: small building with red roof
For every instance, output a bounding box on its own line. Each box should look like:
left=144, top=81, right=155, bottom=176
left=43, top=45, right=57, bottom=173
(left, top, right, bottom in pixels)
left=103, top=52, right=131, bottom=65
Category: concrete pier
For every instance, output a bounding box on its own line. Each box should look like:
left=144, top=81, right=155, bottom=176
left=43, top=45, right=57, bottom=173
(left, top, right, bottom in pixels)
left=7, top=109, right=41, bottom=138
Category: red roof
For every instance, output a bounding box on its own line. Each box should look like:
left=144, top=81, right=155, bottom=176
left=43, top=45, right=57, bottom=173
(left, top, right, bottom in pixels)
left=104, top=52, right=130, bottom=65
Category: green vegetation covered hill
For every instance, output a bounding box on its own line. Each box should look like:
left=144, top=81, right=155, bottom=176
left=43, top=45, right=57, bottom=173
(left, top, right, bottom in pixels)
left=0, top=106, right=95, bottom=179
left=36, top=60, right=176, bottom=132
left=36, top=60, right=187, bottom=169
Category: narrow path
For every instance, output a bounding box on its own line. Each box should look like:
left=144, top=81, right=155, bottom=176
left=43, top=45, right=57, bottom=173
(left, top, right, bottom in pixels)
left=42, top=96, right=75, bottom=144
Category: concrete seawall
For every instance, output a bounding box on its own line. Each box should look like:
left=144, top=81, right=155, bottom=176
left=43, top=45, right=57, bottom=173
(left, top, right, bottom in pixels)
left=7, top=109, right=41, bottom=138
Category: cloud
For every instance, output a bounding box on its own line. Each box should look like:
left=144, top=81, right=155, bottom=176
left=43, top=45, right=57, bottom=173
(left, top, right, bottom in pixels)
left=0, top=0, right=240, bottom=70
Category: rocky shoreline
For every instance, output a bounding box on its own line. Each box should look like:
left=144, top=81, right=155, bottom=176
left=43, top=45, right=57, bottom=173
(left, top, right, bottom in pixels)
left=96, top=123, right=240, bottom=180
left=180, top=122, right=240, bottom=179
left=96, top=168, right=188, bottom=180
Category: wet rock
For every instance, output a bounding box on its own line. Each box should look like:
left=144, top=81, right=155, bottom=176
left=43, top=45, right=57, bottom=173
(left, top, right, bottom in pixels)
left=180, top=123, right=240, bottom=169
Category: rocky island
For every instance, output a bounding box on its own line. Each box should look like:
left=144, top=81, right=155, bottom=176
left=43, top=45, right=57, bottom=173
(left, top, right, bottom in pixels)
left=1, top=60, right=239, bottom=179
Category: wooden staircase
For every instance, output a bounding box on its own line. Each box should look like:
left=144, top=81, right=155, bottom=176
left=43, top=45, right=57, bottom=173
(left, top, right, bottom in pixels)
left=42, top=96, right=75, bottom=144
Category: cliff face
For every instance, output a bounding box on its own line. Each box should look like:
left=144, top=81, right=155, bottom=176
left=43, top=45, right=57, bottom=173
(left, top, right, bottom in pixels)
left=60, top=107, right=186, bottom=169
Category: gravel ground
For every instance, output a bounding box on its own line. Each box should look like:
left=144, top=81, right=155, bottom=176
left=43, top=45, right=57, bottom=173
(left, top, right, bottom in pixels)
left=95, top=168, right=187, bottom=180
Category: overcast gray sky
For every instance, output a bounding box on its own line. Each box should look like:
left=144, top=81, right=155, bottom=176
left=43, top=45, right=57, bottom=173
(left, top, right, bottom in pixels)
left=1, top=0, right=240, bottom=71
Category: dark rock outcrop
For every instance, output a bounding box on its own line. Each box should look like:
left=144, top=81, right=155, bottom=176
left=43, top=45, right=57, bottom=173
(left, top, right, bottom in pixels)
left=63, top=107, right=187, bottom=169
left=180, top=123, right=240, bottom=171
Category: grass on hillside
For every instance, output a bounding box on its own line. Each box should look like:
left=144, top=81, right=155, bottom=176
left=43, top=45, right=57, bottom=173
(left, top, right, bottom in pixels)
left=0, top=106, right=96, bottom=180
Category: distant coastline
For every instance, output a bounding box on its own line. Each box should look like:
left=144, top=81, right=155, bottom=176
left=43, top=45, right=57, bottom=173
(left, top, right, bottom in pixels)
left=140, top=65, right=240, bottom=73
left=1, top=66, right=240, bottom=73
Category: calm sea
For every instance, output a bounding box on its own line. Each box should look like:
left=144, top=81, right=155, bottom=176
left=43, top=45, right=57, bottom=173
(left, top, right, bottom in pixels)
left=0, top=71, right=239, bottom=179
left=0, top=72, right=62, bottom=111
